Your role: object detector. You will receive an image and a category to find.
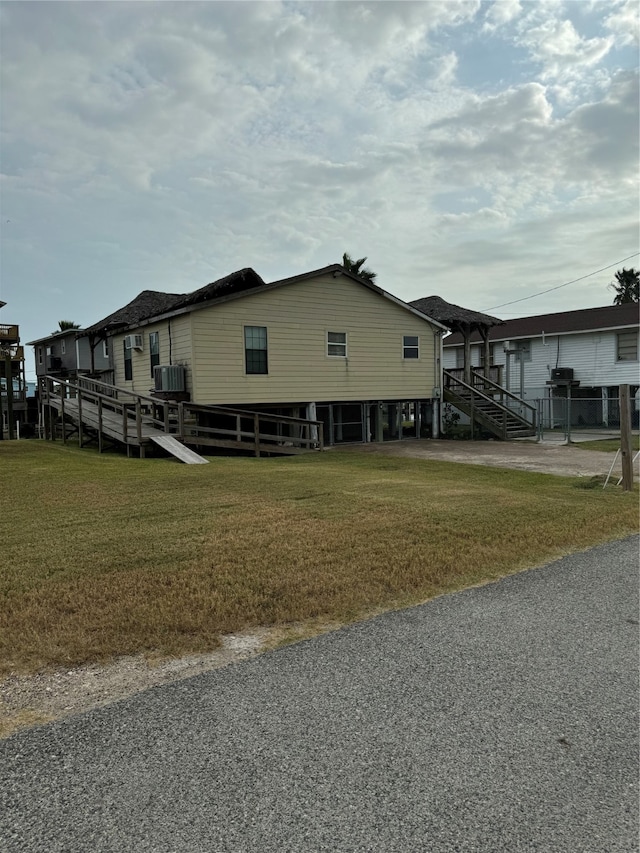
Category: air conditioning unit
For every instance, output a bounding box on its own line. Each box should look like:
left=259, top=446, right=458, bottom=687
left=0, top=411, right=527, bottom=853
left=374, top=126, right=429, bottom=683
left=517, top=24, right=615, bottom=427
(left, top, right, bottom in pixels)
left=124, top=334, right=143, bottom=351
left=154, top=365, right=185, bottom=393
left=551, top=368, right=574, bottom=382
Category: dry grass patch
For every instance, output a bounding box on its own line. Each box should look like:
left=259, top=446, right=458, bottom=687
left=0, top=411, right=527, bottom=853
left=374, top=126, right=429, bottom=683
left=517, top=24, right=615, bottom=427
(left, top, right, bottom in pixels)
left=577, top=436, right=640, bottom=453
left=1, top=441, right=638, bottom=675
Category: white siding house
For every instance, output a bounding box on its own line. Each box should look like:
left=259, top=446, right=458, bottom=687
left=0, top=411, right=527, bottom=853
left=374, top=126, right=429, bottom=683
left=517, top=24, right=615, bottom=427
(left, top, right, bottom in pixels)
left=443, top=304, right=639, bottom=427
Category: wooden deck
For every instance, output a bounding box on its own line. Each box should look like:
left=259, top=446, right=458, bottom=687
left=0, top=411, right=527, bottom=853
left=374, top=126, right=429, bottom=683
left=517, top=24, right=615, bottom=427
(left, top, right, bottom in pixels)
left=39, top=376, right=324, bottom=460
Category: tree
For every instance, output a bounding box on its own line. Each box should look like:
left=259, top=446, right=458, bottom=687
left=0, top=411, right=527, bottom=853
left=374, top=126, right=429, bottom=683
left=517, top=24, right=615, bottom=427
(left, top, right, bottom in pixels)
left=609, top=268, right=639, bottom=305
left=56, top=320, right=81, bottom=331
left=342, top=252, right=377, bottom=283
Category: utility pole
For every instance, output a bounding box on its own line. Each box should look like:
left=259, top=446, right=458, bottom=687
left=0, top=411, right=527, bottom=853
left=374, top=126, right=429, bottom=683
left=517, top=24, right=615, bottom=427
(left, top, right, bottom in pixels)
left=619, top=385, right=634, bottom=491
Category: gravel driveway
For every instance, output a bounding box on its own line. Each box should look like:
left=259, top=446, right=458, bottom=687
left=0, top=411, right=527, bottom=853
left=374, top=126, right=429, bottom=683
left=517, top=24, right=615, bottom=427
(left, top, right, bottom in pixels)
left=1, top=536, right=638, bottom=853
left=333, top=438, right=635, bottom=479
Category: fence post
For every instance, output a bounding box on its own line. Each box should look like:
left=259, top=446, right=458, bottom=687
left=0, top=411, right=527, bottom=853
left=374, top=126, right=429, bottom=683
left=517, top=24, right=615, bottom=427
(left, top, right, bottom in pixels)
left=178, top=403, right=184, bottom=437
left=619, top=384, right=634, bottom=491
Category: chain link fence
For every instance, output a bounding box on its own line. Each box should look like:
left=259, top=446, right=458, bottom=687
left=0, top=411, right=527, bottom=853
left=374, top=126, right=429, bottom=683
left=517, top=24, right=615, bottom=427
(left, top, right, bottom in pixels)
left=535, top=395, right=639, bottom=441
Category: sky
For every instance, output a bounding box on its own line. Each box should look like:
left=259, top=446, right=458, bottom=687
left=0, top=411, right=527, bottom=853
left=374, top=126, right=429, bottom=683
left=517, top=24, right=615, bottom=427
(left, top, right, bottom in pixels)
left=1, top=0, right=638, bottom=377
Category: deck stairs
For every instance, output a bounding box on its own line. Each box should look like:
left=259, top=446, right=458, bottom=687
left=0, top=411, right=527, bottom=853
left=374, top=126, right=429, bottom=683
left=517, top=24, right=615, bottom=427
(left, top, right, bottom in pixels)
left=39, top=375, right=324, bottom=460
left=443, top=369, right=536, bottom=440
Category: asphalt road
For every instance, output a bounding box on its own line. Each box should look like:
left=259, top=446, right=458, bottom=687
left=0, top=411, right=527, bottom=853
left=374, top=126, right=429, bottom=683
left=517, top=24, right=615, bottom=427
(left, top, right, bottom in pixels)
left=1, top=536, right=638, bottom=853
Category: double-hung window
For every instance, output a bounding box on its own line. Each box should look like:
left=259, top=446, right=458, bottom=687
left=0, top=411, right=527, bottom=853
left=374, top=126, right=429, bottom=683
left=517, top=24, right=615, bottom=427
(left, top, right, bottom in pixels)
left=149, top=332, right=160, bottom=376
left=403, top=335, right=419, bottom=359
left=327, top=331, right=347, bottom=357
left=245, top=326, right=268, bottom=374
left=124, top=340, right=133, bottom=380
left=617, top=331, right=638, bottom=361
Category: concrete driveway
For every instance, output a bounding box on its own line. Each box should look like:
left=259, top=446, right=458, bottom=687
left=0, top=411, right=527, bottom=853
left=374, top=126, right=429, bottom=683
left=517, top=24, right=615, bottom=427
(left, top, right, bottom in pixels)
left=1, top=536, right=638, bottom=853
left=333, top=437, right=637, bottom=479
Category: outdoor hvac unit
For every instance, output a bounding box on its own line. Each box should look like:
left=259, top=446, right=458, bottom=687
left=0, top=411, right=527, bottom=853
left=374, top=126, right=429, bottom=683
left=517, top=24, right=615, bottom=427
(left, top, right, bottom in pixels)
left=154, top=365, right=186, bottom=393
left=124, top=334, right=144, bottom=351
left=551, top=368, right=574, bottom=382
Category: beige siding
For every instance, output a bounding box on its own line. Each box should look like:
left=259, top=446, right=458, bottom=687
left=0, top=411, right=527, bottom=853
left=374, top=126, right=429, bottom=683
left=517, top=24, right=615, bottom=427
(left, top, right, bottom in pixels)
left=112, top=315, right=193, bottom=394
left=189, top=273, right=439, bottom=404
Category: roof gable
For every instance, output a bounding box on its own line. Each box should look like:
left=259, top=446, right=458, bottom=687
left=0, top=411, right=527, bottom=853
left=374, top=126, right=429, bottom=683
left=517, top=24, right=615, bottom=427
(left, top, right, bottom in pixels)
left=82, top=265, right=448, bottom=335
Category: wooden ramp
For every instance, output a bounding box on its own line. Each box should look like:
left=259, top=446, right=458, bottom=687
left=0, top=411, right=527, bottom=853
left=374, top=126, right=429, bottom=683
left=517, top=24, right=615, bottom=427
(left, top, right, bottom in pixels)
left=150, top=434, right=209, bottom=464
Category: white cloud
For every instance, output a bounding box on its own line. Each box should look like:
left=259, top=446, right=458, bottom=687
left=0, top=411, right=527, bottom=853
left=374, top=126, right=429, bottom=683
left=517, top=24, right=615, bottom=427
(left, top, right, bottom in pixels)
left=604, top=0, right=640, bottom=47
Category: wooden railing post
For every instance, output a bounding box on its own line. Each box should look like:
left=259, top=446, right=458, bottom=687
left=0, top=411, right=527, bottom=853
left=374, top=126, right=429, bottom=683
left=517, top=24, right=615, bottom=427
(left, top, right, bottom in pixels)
left=77, top=388, right=83, bottom=448
left=178, top=403, right=185, bottom=438
left=98, top=398, right=103, bottom=453
left=136, top=399, right=143, bottom=442
left=254, top=413, right=260, bottom=457
left=122, top=405, right=128, bottom=442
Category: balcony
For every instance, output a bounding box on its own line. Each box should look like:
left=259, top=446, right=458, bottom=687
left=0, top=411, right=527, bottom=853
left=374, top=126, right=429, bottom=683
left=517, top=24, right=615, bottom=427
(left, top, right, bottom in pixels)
left=0, top=324, right=20, bottom=344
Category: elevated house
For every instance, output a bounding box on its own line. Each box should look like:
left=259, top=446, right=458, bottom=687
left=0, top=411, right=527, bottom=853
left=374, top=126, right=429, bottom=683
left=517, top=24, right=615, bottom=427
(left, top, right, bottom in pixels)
left=28, top=328, right=111, bottom=382
left=71, top=264, right=448, bottom=448
left=442, top=303, right=640, bottom=428
left=0, top=303, right=28, bottom=438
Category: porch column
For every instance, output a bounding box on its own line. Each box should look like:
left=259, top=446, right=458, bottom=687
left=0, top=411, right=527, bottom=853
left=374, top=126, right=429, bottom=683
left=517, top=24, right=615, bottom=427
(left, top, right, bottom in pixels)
left=463, top=328, right=472, bottom=385
left=482, top=330, right=491, bottom=379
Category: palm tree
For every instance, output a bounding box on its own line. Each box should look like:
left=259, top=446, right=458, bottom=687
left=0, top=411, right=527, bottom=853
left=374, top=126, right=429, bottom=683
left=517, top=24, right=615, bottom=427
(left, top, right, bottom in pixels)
left=56, top=320, right=81, bottom=331
left=609, top=268, right=639, bottom=304
left=342, top=252, right=377, bottom=284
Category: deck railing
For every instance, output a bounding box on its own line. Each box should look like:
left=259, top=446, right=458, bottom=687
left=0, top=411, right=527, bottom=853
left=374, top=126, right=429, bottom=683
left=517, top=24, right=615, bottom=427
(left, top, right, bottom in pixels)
left=39, top=375, right=324, bottom=456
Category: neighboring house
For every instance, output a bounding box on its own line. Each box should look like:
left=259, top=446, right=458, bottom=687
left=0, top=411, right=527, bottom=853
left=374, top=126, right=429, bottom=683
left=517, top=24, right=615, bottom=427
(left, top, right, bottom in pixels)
left=80, top=264, right=448, bottom=444
left=28, top=329, right=111, bottom=382
left=0, top=304, right=28, bottom=437
left=443, top=303, right=639, bottom=427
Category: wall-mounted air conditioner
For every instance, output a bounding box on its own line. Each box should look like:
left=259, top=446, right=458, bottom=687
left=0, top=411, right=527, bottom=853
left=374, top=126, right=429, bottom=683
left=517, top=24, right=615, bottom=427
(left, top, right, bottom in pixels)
left=124, top=334, right=143, bottom=351
left=154, top=365, right=185, bottom=393
left=551, top=368, right=574, bottom=382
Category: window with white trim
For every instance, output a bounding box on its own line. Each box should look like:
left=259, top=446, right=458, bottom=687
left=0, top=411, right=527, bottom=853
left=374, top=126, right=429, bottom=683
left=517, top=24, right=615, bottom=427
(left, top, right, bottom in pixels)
left=403, top=335, right=419, bottom=359
left=327, top=331, right=347, bottom=357
left=617, top=331, right=638, bottom=361
left=103, top=339, right=109, bottom=359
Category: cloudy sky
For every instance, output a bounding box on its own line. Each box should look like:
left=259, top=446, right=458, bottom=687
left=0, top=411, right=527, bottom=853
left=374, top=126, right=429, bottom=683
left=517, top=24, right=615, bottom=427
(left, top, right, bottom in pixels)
left=1, top=0, right=638, bottom=372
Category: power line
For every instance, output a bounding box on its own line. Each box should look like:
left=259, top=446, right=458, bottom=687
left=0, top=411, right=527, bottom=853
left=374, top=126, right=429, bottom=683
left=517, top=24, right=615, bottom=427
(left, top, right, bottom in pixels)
left=483, top=252, right=640, bottom=312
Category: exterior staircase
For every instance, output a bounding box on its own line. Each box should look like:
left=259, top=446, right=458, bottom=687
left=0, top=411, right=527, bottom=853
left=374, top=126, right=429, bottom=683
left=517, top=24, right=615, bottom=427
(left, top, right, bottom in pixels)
left=443, top=369, right=536, bottom=440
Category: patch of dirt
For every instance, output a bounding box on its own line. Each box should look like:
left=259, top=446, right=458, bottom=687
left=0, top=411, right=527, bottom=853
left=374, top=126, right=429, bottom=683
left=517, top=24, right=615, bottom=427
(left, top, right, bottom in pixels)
left=333, top=439, right=635, bottom=479
left=0, top=629, right=274, bottom=739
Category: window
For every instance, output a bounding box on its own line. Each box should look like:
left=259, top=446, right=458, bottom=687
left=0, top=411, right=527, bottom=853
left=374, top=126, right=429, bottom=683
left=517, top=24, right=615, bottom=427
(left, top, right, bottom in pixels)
left=124, top=340, right=133, bottom=380
left=61, top=339, right=66, bottom=355
left=244, top=326, right=268, bottom=374
left=617, top=331, right=638, bottom=361
left=403, top=335, right=419, bottom=359
left=103, top=339, right=109, bottom=359
left=514, top=340, right=531, bottom=362
left=149, top=331, right=160, bottom=376
left=455, top=347, right=464, bottom=369
left=38, top=348, right=43, bottom=365
left=327, top=331, right=347, bottom=357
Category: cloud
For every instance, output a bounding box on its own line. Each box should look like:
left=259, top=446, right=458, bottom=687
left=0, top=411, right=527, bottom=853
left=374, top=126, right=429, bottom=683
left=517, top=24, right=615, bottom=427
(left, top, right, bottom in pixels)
left=517, top=14, right=613, bottom=81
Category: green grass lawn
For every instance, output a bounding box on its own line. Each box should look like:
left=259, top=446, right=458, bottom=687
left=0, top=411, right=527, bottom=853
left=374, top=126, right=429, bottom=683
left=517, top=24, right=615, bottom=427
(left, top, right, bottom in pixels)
left=1, top=441, right=638, bottom=675
left=577, top=436, right=640, bottom=453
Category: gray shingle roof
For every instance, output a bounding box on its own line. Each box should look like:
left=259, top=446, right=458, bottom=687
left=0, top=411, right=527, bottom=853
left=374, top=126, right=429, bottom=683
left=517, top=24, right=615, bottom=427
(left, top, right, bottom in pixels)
left=444, top=303, right=639, bottom=346
left=82, top=269, right=265, bottom=334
